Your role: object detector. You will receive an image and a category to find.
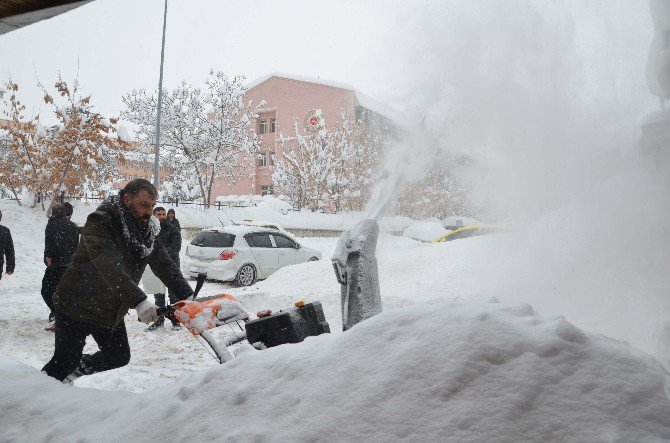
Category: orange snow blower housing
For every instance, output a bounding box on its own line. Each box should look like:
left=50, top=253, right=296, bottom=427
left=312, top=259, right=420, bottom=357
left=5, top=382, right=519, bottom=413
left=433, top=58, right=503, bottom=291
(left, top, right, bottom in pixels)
left=158, top=292, right=251, bottom=364
left=171, top=294, right=243, bottom=335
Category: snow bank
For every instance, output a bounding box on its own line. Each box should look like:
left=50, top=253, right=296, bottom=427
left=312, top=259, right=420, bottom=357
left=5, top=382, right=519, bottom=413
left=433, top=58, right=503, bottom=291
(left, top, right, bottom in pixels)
left=2, top=301, right=669, bottom=441
left=403, top=221, right=449, bottom=242
left=117, top=202, right=413, bottom=232
left=442, top=215, right=480, bottom=228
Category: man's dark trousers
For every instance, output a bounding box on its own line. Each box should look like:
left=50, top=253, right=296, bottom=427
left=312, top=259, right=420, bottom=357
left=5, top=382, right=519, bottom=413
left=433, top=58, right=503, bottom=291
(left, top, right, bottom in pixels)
left=42, top=311, right=131, bottom=381
left=41, top=266, right=68, bottom=317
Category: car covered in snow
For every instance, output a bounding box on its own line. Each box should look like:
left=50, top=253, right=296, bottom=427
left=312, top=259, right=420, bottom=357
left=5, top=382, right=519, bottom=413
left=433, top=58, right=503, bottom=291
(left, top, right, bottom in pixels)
left=432, top=225, right=504, bottom=242
left=184, top=226, right=321, bottom=286
left=237, top=219, right=291, bottom=236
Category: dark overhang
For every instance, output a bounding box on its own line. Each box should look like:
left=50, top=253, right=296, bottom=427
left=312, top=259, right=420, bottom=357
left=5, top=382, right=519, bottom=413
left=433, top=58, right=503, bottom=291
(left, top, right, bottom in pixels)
left=0, top=0, right=93, bottom=35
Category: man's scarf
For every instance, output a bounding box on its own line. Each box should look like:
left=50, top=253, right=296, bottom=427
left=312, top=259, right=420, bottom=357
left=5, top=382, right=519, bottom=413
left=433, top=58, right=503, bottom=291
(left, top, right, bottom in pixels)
left=109, top=195, right=160, bottom=258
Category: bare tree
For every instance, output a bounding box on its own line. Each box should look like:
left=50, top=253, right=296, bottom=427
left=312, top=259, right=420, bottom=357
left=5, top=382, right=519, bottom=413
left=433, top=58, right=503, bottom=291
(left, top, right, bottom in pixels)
left=273, top=110, right=385, bottom=211
left=122, top=71, right=261, bottom=205
left=0, top=76, right=124, bottom=207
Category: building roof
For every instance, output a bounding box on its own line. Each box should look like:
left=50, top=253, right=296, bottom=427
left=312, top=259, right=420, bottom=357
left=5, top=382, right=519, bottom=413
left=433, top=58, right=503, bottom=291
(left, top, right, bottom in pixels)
left=0, top=0, right=92, bottom=35
left=245, top=72, right=400, bottom=121
left=245, top=72, right=355, bottom=92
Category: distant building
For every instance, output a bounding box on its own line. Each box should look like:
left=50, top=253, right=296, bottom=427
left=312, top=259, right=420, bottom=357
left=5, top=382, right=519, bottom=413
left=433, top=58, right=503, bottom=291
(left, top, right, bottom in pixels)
left=210, top=73, right=395, bottom=202
left=115, top=143, right=172, bottom=189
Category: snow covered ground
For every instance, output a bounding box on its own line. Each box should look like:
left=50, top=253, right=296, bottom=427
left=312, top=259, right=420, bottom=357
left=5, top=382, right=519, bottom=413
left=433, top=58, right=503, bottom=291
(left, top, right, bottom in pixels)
left=2, top=169, right=670, bottom=440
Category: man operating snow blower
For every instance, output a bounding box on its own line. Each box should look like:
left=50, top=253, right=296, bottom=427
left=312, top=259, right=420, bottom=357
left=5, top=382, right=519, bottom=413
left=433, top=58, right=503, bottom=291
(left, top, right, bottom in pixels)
left=42, top=179, right=194, bottom=383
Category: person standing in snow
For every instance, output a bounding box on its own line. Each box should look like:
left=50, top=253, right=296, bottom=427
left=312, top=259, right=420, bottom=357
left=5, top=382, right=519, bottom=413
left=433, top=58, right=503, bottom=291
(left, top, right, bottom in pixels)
left=0, top=210, right=15, bottom=281
left=42, top=179, right=194, bottom=383
left=166, top=208, right=181, bottom=231
left=143, top=206, right=182, bottom=331
left=63, top=202, right=84, bottom=235
left=41, top=203, right=80, bottom=328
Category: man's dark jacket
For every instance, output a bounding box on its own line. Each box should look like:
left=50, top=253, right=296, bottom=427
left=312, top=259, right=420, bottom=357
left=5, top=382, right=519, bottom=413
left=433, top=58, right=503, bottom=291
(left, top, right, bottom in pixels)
left=167, top=217, right=181, bottom=232
left=53, top=199, right=193, bottom=329
left=158, top=220, right=181, bottom=265
left=45, top=217, right=80, bottom=266
left=0, top=225, right=15, bottom=274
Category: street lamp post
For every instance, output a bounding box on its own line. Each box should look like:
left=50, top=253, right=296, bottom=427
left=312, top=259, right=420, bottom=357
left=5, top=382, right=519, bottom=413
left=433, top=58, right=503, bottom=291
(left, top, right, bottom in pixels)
left=153, top=0, right=168, bottom=189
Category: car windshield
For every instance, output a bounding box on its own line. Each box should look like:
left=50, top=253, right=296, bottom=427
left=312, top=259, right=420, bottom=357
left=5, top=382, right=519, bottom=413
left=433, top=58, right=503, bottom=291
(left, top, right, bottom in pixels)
left=190, top=231, right=235, bottom=248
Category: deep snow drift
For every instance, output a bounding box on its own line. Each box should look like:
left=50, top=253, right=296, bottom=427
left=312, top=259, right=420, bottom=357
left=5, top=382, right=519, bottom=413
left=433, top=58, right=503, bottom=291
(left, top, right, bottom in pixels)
left=1, top=166, right=670, bottom=440
left=2, top=301, right=670, bottom=441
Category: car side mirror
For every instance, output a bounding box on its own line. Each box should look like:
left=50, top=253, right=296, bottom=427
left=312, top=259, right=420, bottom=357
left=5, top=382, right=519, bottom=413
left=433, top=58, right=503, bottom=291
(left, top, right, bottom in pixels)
left=295, top=243, right=301, bottom=249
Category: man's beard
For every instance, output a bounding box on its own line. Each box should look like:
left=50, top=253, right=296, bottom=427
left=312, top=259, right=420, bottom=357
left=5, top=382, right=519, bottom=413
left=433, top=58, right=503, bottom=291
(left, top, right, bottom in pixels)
left=131, top=209, right=151, bottom=229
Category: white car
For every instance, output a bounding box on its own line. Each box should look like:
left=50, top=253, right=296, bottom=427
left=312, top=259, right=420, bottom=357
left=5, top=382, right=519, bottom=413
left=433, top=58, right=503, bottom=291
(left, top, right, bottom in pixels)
left=184, top=225, right=322, bottom=286
left=237, top=220, right=291, bottom=236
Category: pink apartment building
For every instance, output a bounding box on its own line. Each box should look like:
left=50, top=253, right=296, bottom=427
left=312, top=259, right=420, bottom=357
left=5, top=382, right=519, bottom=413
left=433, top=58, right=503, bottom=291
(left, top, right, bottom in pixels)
left=210, top=73, right=394, bottom=202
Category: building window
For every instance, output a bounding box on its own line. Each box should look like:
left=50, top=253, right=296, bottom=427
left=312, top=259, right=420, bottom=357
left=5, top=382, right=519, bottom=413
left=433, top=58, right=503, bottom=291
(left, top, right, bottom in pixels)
left=270, top=151, right=275, bottom=166
left=257, top=152, right=267, bottom=167
left=261, top=185, right=274, bottom=196
left=270, top=117, right=276, bottom=133
left=259, top=119, right=268, bottom=134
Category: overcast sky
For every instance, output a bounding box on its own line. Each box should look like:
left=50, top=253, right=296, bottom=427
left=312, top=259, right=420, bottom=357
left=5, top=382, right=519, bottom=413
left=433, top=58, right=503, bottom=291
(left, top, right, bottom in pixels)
left=0, top=0, right=407, bottom=121
left=0, top=0, right=658, bottom=218
left=0, top=1, right=654, bottom=122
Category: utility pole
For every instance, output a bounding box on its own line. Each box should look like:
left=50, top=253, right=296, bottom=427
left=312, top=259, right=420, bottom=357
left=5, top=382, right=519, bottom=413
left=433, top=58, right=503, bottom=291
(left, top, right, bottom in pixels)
left=153, top=0, right=168, bottom=189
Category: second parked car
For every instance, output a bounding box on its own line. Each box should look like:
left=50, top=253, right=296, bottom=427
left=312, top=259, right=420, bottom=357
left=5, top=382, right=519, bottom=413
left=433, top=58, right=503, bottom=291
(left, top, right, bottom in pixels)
left=184, top=226, right=321, bottom=286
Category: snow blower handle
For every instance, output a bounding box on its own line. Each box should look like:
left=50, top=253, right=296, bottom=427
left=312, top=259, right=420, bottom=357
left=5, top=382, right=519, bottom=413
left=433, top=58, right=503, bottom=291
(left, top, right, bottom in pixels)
left=156, top=305, right=176, bottom=318
left=138, top=273, right=206, bottom=322
left=192, top=273, right=206, bottom=300
left=157, top=273, right=205, bottom=317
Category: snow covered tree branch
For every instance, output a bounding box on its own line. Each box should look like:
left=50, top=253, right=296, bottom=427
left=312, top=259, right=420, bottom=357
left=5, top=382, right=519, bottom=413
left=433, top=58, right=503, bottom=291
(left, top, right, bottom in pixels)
left=121, top=70, right=262, bottom=205
left=273, top=110, right=384, bottom=211
left=0, top=76, right=124, bottom=207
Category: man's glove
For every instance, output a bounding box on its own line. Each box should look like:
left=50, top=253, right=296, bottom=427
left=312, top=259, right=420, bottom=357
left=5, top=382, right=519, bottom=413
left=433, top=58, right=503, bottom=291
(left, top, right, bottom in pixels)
left=136, top=299, right=159, bottom=324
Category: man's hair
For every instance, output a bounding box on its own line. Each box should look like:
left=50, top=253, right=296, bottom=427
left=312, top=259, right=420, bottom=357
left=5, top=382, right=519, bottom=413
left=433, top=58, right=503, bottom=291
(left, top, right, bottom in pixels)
left=63, top=202, right=74, bottom=217
left=51, top=203, right=66, bottom=219
left=121, top=178, right=158, bottom=198
left=153, top=206, right=166, bottom=214
left=0, top=210, right=2, bottom=221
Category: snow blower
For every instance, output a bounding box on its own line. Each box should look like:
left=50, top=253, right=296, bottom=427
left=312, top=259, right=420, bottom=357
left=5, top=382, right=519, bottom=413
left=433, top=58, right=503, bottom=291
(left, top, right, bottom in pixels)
left=156, top=274, right=331, bottom=363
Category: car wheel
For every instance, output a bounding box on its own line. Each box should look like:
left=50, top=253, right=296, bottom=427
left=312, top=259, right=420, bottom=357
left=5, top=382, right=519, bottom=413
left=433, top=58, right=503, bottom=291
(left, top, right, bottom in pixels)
left=309, top=257, right=319, bottom=261
left=235, top=264, right=256, bottom=287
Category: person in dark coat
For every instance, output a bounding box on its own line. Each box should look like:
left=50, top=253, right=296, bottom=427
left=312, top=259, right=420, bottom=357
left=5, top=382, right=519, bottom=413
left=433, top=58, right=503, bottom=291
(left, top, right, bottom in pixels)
left=145, top=206, right=182, bottom=330
left=63, top=202, right=84, bottom=234
left=42, top=179, right=194, bottom=383
left=166, top=208, right=181, bottom=231
left=41, top=203, right=80, bottom=326
left=0, top=210, right=15, bottom=281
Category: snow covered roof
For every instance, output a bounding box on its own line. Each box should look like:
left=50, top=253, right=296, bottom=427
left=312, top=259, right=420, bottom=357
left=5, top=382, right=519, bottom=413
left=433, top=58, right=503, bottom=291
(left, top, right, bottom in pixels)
left=354, top=90, right=401, bottom=122
left=245, top=72, right=356, bottom=92
left=246, top=72, right=400, bottom=121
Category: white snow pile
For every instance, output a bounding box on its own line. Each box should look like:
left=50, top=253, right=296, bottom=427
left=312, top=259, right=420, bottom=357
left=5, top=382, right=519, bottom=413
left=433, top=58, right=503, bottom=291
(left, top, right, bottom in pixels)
left=2, top=301, right=670, bottom=441
left=442, top=215, right=480, bottom=228
left=403, top=221, right=449, bottom=242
